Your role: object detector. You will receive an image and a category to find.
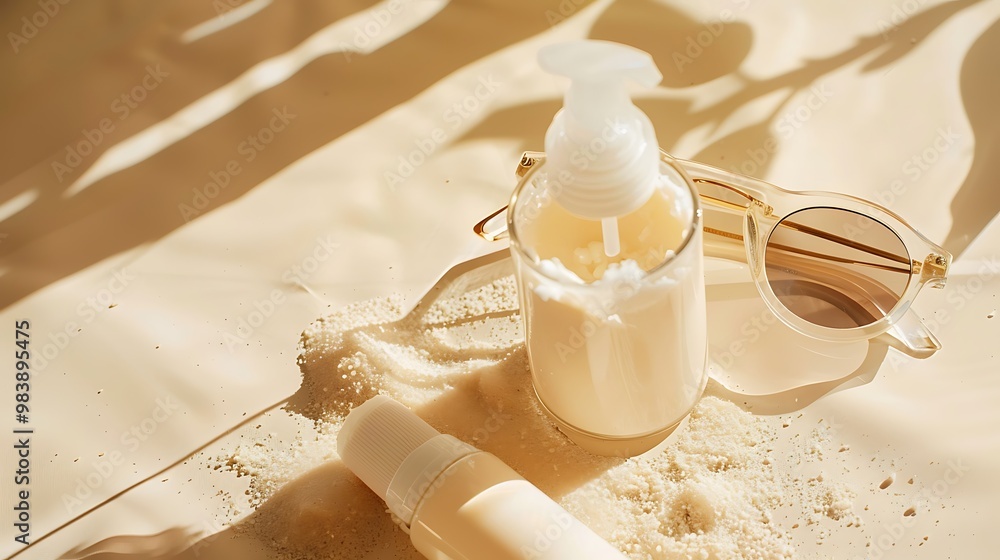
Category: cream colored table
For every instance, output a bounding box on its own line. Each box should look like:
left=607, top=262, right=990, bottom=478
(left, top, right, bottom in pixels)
left=1, top=1, right=998, bottom=558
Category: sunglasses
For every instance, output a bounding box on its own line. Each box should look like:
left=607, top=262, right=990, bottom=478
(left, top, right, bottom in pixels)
left=474, top=151, right=952, bottom=358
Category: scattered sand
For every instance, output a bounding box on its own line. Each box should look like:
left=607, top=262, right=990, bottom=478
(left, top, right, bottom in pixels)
left=211, top=271, right=869, bottom=559
left=561, top=396, right=796, bottom=558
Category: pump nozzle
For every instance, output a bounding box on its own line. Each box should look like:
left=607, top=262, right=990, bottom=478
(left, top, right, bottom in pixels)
left=538, top=41, right=663, bottom=258
left=539, top=40, right=662, bottom=132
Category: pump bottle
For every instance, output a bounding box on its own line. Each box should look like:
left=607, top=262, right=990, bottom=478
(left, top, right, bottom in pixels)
left=507, top=40, right=708, bottom=457
left=338, top=395, right=627, bottom=560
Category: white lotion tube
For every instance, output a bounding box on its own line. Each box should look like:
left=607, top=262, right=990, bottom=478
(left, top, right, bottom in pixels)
left=338, top=395, right=627, bottom=560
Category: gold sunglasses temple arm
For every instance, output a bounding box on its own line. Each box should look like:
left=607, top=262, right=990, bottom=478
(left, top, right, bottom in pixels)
left=778, top=220, right=911, bottom=267
left=702, top=216, right=910, bottom=274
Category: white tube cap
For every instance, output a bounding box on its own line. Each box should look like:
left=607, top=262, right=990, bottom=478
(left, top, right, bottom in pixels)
left=539, top=40, right=662, bottom=221
left=338, top=395, right=476, bottom=525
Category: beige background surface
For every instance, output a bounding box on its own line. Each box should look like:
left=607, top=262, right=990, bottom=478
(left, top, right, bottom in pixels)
left=1, top=0, right=998, bottom=558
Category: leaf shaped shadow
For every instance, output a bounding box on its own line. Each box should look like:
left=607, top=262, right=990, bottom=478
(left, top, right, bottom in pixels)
left=690, top=117, right=780, bottom=177
left=862, top=0, right=983, bottom=73
left=590, top=0, right=753, bottom=88
left=945, top=16, right=1000, bottom=254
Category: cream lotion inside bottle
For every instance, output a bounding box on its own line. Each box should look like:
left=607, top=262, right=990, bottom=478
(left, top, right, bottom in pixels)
left=508, top=40, right=708, bottom=457
left=338, top=395, right=628, bottom=560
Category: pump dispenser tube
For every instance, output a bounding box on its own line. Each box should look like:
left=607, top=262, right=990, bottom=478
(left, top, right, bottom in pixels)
left=507, top=40, right=708, bottom=457
left=338, top=395, right=629, bottom=560
left=601, top=218, right=621, bottom=257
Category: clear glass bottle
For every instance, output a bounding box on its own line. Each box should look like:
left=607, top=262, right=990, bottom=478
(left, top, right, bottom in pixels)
left=507, top=41, right=708, bottom=457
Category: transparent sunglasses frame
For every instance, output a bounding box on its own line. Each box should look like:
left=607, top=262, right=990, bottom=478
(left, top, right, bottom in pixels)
left=475, top=150, right=952, bottom=358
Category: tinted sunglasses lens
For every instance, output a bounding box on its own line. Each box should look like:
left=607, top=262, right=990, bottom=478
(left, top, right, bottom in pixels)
left=763, top=207, right=911, bottom=329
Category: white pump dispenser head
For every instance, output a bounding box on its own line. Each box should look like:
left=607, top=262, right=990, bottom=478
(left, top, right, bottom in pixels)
left=539, top=40, right=663, bottom=257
